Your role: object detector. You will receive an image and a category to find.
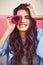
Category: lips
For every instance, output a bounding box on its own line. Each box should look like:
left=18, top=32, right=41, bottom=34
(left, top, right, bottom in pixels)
left=19, top=24, right=27, bottom=27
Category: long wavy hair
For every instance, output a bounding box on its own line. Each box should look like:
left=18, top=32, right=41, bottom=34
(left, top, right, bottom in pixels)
left=9, top=3, right=37, bottom=65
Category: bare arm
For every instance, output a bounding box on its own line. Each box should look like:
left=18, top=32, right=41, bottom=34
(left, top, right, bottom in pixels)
left=0, top=16, right=16, bottom=49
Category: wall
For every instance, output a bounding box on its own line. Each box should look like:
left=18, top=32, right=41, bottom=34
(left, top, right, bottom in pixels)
left=0, top=0, right=43, bottom=65
left=0, top=0, right=43, bottom=15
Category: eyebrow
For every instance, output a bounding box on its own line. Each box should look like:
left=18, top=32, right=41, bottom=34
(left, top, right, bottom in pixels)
left=25, top=15, right=29, bottom=18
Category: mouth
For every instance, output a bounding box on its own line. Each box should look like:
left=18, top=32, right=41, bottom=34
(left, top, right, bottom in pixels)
left=19, top=23, right=27, bottom=27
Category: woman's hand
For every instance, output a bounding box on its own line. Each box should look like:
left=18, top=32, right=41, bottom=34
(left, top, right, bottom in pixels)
left=0, top=16, right=16, bottom=49
left=27, top=4, right=43, bottom=19
left=27, top=4, right=36, bottom=18
left=6, top=16, right=16, bottom=34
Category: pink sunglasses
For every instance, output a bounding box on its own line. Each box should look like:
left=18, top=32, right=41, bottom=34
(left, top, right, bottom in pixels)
left=11, top=15, right=22, bottom=25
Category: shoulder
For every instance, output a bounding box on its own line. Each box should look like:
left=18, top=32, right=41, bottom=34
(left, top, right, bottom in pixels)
left=36, top=29, right=43, bottom=58
left=37, top=29, right=43, bottom=40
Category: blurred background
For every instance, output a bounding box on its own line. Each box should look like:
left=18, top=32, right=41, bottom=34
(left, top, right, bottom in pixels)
left=0, top=0, right=43, bottom=65
left=0, top=0, right=43, bottom=15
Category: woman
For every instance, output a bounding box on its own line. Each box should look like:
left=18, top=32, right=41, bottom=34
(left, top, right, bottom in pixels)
left=0, top=3, right=42, bottom=65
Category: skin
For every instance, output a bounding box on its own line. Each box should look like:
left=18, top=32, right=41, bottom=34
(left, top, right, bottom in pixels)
left=0, top=16, right=16, bottom=49
left=0, top=9, right=31, bottom=48
left=16, top=10, right=31, bottom=39
left=27, top=4, right=43, bottom=19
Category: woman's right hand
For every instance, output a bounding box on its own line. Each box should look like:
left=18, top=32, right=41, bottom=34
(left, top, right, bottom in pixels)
left=0, top=16, right=16, bottom=49
left=6, top=16, right=16, bottom=34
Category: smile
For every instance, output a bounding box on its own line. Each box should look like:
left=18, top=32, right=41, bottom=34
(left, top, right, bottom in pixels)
left=19, top=24, right=27, bottom=27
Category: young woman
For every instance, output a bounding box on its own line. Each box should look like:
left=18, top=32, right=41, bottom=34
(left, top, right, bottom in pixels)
left=0, top=3, right=43, bottom=65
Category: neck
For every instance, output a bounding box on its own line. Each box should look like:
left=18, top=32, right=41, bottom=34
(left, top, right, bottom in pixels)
left=19, top=31, right=26, bottom=40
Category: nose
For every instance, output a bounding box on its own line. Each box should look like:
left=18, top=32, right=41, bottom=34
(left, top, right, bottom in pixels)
left=21, top=17, right=25, bottom=23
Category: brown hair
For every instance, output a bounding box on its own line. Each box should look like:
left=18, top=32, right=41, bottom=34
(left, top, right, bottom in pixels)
left=9, top=3, right=37, bottom=65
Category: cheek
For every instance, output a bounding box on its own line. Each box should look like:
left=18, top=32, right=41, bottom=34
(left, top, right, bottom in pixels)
left=27, top=20, right=31, bottom=27
left=16, top=25, right=20, bottom=30
left=16, top=20, right=31, bottom=30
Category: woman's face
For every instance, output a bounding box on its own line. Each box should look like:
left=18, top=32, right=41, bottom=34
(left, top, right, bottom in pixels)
left=16, top=9, right=31, bottom=32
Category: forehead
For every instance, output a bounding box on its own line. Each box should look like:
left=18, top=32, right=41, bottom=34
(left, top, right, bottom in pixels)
left=17, top=9, right=29, bottom=16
